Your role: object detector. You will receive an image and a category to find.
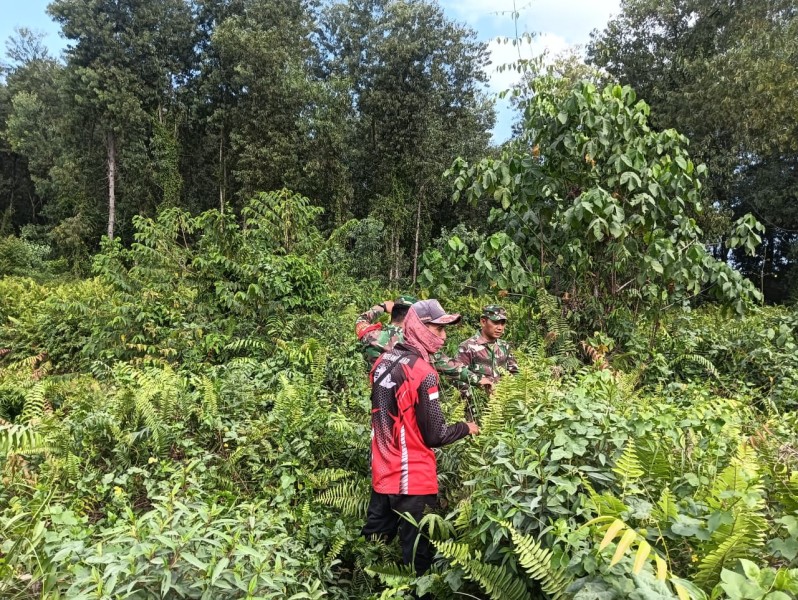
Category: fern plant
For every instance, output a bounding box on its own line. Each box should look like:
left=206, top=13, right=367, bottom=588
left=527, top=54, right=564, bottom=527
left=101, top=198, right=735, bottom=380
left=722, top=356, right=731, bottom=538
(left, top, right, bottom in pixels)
left=501, top=520, right=571, bottom=599
left=435, top=539, right=530, bottom=600
left=318, top=479, right=370, bottom=518
left=693, top=444, right=768, bottom=590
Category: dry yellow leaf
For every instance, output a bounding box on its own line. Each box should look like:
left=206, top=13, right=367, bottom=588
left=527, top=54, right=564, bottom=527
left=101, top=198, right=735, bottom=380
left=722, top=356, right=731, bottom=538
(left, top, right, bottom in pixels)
left=673, top=581, right=690, bottom=600
left=599, top=519, right=626, bottom=551
left=610, top=529, right=637, bottom=566
left=655, top=554, right=668, bottom=581
left=632, top=540, right=651, bottom=574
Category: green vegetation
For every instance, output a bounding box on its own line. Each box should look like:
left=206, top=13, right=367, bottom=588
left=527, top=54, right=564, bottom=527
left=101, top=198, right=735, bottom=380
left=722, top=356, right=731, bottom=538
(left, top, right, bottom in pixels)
left=588, top=0, right=798, bottom=302
left=0, top=187, right=796, bottom=598
left=1, top=0, right=797, bottom=598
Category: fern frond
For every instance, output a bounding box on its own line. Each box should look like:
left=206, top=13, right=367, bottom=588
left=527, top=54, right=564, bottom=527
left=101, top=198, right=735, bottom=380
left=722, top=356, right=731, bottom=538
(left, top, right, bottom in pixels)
left=453, top=497, right=473, bottom=532
left=306, top=468, right=354, bottom=489
left=310, top=343, right=326, bottom=387
left=0, top=423, right=47, bottom=456
left=693, top=523, right=764, bottom=590
left=325, top=536, right=347, bottom=567
left=636, top=437, right=673, bottom=483
left=480, top=382, right=514, bottom=437
left=614, top=365, right=645, bottom=396
left=480, top=370, right=547, bottom=436
left=133, top=388, right=162, bottom=448
left=673, top=354, right=719, bottom=378
left=317, top=479, right=370, bottom=517
left=364, top=562, right=415, bottom=587
left=223, top=338, right=270, bottom=354
left=501, top=521, right=571, bottom=599
left=696, top=443, right=767, bottom=591
left=327, top=411, right=365, bottom=440
left=271, top=374, right=310, bottom=433
left=776, top=471, right=798, bottom=512
left=613, top=440, right=645, bottom=487
left=200, top=376, right=218, bottom=422
left=651, top=487, right=678, bottom=523
left=436, top=539, right=528, bottom=600
left=20, top=381, right=47, bottom=424
left=588, top=490, right=630, bottom=518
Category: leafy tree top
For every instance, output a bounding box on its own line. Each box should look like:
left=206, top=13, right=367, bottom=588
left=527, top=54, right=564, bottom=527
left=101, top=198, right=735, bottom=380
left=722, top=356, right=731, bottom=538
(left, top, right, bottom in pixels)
left=438, top=78, right=762, bottom=321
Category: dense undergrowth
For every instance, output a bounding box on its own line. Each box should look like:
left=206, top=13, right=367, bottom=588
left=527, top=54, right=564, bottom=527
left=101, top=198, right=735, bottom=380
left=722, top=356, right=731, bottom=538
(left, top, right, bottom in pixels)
left=1, top=189, right=797, bottom=599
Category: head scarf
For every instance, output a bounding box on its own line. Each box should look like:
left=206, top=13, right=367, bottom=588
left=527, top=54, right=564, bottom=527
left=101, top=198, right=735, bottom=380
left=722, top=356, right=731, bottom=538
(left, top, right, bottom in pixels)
left=402, top=304, right=445, bottom=362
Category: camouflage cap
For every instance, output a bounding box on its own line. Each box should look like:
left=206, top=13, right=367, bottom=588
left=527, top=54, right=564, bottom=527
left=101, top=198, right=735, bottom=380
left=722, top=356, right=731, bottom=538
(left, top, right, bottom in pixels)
left=413, top=299, right=461, bottom=325
left=482, top=305, right=508, bottom=322
left=393, top=294, right=418, bottom=307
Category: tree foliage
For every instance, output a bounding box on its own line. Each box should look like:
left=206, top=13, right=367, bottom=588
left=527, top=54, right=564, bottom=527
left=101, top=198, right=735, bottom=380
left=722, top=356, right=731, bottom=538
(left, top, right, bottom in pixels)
left=432, top=80, right=763, bottom=346
left=588, top=0, right=798, bottom=301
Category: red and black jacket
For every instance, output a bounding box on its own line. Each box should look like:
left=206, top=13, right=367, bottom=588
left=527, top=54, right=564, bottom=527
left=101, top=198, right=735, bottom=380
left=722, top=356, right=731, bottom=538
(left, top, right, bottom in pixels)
left=369, top=343, right=470, bottom=495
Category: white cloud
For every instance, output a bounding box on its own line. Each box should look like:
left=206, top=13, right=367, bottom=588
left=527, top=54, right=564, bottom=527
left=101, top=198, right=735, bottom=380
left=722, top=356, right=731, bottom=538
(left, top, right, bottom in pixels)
left=444, top=0, right=621, bottom=46
left=438, top=0, right=621, bottom=142
left=485, top=32, right=571, bottom=93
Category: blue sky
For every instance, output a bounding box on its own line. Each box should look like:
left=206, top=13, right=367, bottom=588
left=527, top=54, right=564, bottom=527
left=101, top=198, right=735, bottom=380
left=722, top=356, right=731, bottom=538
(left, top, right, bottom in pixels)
left=0, top=0, right=620, bottom=142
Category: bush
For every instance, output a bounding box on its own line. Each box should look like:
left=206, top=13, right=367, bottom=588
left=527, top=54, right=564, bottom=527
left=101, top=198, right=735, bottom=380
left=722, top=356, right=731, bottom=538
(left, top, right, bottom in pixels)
left=0, top=235, right=63, bottom=279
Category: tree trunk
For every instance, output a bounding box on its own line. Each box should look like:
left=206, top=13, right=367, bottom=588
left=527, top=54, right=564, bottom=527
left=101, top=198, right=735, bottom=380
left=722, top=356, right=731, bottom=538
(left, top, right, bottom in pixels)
left=760, top=236, right=769, bottom=302
left=412, top=192, right=422, bottom=286
left=395, top=234, right=400, bottom=283
left=219, top=129, right=225, bottom=213
left=107, top=131, right=117, bottom=240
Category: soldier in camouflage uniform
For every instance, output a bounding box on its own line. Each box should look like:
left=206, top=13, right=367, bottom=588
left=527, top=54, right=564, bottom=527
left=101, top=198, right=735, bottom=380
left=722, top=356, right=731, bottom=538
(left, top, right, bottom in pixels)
left=355, top=297, right=491, bottom=390
left=355, top=295, right=416, bottom=366
left=457, top=305, right=519, bottom=388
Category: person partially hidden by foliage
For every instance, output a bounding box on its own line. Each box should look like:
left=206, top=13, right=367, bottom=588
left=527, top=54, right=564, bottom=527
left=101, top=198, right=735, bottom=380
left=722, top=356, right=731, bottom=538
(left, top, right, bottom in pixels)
left=355, top=296, right=491, bottom=390
left=362, top=299, right=480, bottom=576
left=457, top=305, right=520, bottom=389
left=355, top=295, right=417, bottom=365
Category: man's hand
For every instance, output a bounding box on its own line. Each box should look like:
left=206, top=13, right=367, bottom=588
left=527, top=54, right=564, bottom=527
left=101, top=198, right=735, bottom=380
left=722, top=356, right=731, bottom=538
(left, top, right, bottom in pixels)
left=466, top=422, right=480, bottom=435
left=382, top=300, right=395, bottom=313
left=479, top=376, right=493, bottom=393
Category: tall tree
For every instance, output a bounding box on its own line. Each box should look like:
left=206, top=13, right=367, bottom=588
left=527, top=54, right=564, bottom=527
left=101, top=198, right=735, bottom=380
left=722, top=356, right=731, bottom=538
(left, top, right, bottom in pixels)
left=210, top=0, right=318, bottom=203
left=48, top=0, right=195, bottom=240
left=182, top=0, right=246, bottom=215
left=588, top=0, right=798, bottom=300
left=1, top=28, right=61, bottom=232
left=318, top=0, right=494, bottom=277
left=185, top=0, right=340, bottom=218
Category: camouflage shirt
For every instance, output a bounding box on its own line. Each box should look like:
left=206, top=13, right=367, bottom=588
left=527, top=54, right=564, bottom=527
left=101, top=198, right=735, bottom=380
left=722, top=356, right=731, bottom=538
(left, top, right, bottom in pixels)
left=457, top=332, right=520, bottom=382
left=355, top=305, right=401, bottom=366
left=355, top=306, right=480, bottom=385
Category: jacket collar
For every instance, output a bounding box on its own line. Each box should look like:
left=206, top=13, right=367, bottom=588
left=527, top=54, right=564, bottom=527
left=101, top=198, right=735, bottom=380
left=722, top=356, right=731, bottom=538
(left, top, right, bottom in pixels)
left=473, top=331, right=494, bottom=345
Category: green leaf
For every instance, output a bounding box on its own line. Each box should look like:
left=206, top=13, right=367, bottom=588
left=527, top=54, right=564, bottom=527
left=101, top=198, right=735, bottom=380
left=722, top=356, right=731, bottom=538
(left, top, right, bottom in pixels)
left=768, top=538, right=798, bottom=561
left=181, top=551, right=209, bottom=575
left=211, top=557, right=229, bottom=584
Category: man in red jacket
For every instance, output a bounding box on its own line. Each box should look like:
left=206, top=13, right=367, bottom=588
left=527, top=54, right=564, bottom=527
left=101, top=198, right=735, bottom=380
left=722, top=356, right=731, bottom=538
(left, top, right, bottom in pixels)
left=362, top=299, right=480, bottom=575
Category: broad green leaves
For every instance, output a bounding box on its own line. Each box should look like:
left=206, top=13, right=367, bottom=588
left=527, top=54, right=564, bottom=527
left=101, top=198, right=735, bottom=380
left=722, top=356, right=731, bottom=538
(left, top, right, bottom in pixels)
left=588, top=0, right=798, bottom=301
left=447, top=79, right=762, bottom=335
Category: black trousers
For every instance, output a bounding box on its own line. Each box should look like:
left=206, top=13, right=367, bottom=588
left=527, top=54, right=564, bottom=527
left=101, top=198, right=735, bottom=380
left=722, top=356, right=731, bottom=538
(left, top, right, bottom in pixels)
left=361, top=489, right=439, bottom=575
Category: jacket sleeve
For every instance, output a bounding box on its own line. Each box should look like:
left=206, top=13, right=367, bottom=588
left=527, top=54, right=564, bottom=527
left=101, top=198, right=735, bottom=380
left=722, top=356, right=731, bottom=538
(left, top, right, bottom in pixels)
left=433, top=352, right=481, bottom=385
left=456, top=341, right=473, bottom=367
left=355, top=305, right=385, bottom=339
left=506, top=344, right=520, bottom=375
left=416, top=372, right=469, bottom=448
